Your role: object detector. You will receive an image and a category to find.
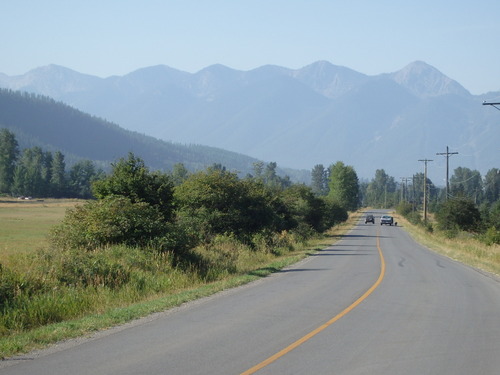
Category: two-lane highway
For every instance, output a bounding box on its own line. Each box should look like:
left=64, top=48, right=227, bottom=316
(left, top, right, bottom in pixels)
left=2, top=210, right=499, bottom=374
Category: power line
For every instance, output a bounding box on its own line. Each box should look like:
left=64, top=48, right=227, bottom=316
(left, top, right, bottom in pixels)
left=483, top=101, right=500, bottom=111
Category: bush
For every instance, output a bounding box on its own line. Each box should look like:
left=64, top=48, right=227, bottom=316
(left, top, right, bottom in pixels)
left=51, top=196, right=169, bottom=250
left=480, top=227, right=500, bottom=245
left=174, top=170, right=286, bottom=244
left=92, top=153, right=175, bottom=221
left=396, top=201, right=413, bottom=217
left=435, top=198, right=481, bottom=232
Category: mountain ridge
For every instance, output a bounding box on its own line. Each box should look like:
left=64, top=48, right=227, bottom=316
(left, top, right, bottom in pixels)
left=0, top=61, right=498, bottom=183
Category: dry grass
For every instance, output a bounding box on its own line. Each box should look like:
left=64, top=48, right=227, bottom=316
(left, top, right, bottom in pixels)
left=0, top=198, right=83, bottom=265
left=393, top=212, right=500, bottom=276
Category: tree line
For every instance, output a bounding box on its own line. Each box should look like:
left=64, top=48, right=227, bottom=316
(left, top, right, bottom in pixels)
left=334, top=166, right=499, bottom=244
left=0, top=129, right=103, bottom=198
left=52, top=153, right=358, bottom=257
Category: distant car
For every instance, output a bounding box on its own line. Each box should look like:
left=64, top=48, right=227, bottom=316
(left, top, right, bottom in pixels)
left=380, top=215, right=394, bottom=226
left=365, top=214, right=375, bottom=224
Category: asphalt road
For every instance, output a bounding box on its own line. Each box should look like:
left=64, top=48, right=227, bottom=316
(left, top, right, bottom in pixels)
left=2, top=210, right=499, bottom=374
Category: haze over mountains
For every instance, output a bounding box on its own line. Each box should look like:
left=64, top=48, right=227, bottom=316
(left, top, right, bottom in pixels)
left=1, top=61, right=498, bottom=183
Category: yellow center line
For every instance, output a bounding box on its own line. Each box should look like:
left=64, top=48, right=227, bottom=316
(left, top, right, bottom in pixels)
left=240, top=231, right=386, bottom=375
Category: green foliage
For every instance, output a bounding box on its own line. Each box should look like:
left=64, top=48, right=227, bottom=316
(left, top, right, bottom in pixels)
left=364, top=169, right=397, bottom=208
left=487, top=199, right=500, bottom=229
left=450, top=167, right=483, bottom=201
left=170, top=163, right=190, bottom=186
left=311, top=164, right=329, bottom=196
left=479, top=227, right=500, bottom=246
left=0, top=265, right=46, bottom=310
left=0, top=129, right=19, bottom=193
left=92, top=153, right=174, bottom=221
left=483, top=168, right=500, bottom=204
left=68, top=160, right=103, bottom=199
left=327, top=161, right=360, bottom=211
left=56, top=251, right=130, bottom=289
left=0, top=130, right=102, bottom=198
left=435, top=198, right=481, bottom=232
left=174, top=169, right=287, bottom=244
left=50, top=196, right=168, bottom=250
left=396, top=201, right=413, bottom=217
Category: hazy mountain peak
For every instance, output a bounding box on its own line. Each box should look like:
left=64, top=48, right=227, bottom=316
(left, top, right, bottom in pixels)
left=5, top=64, right=101, bottom=98
left=389, top=61, right=470, bottom=98
left=291, top=60, right=368, bottom=98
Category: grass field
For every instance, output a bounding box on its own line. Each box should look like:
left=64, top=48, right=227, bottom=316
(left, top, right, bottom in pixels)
left=0, top=198, right=82, bottom=266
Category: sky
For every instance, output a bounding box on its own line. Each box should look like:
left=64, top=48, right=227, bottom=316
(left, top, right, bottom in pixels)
left=1, top=0, right=500, bottom=95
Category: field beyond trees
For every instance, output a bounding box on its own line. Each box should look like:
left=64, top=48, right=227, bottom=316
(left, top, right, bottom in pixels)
left=0, top=198, right=81, bottom=265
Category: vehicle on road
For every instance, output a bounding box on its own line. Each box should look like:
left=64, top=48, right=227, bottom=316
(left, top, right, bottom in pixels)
left=365, top=214, right=375, bottom=224
left=380, top=215, right=394, bottom=226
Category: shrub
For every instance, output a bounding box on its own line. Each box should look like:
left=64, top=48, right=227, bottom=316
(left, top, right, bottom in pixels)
left=480, top=227, right=500, bottom=246
left=51, top=196, right=168, bottom=250
left=174, top=170, right=286, bottom=243
left=435, top=198, right=481, bottom=232
left=92, top=153, right=175, bottom=221
left=396, top=201, right=413, bottom=217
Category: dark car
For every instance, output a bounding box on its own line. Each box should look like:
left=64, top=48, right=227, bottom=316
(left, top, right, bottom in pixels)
left=365, top=214, right=375, bottom=224
left=380, top=215, right=394, bottom=226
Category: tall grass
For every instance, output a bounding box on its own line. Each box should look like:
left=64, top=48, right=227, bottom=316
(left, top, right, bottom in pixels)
left=0, top=209, right=359, bottom=359
left=394, top=213, right=500, bottom=276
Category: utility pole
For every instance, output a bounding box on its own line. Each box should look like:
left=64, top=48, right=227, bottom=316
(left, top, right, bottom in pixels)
left=436, top=146, right=458, bottom=201
left=418, top=159, right=433, bottom=223
left=400, top=177, right=412, bottom=202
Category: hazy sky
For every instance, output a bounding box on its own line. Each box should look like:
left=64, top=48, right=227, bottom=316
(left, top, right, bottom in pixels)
left=1, top=0, right=499, bottom=95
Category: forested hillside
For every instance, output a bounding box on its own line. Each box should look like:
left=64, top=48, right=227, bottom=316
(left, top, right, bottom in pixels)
left=0, top=89, right=307, bottom=180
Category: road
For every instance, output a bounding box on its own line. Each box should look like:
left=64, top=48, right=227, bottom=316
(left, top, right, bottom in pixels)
left=1, top=210, right=499, bottom=374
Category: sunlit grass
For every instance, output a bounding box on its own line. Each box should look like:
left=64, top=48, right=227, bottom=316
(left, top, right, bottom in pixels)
left=0, top=198, right=82, bottom=265
left=394, top=213, right=500, bottom=276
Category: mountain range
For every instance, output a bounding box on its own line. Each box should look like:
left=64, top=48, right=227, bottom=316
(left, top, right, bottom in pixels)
left=1, top=61, right=499, bottom=184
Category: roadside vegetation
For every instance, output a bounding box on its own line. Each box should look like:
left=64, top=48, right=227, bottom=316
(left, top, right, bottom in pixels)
left=395, top=201, right=500, bottom=276
left=0, top=147, right=361, bottom=358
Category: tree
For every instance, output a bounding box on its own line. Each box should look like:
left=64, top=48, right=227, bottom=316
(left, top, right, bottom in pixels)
left=0, top=129, right=19, bottom=193
left=435, top=198, right=481, bottom=232
left=450, top=167, right=483, bottom=203
left=252, top=161, right=264, bottom=179
left=50, top=151, right=66, bottom=197
left=174, top=169, right=285, bottom=243
left=327, top=161, right=360, bottom=211
left=281, top=184, right=347, bottom=233
left=92, top=153, right=175, bottom=221
left=311, top=164, right=328, bottom=196
left=170, top=163, right=189, bottom=186
left=365, top=169, right=397, bottom=208
left=412, top=172, right=438, bottom=210
left=483, top=168, right=500, bottom=204
left=11, top=147, right=46, bottom=196
left=68, top=160, right=102, bottom=199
